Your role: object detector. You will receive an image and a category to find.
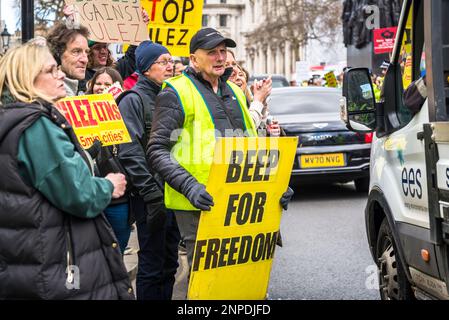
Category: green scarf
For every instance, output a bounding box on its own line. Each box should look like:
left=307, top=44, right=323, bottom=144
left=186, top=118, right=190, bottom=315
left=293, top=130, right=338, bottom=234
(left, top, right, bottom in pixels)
left=0, top=86, right=17, bottom=106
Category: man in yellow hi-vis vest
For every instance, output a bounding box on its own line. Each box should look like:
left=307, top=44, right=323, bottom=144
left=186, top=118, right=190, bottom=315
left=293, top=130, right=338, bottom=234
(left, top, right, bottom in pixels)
left=147, top=28, right=294, bottom=279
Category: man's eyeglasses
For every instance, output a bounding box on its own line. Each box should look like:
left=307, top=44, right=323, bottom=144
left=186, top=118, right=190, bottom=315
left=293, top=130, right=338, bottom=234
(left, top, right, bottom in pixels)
left=153, top=59, right=175, bottom=67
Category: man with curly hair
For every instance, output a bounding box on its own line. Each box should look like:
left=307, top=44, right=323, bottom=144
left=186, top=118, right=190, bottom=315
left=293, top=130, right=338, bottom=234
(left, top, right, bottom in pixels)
left=46, top=23, right=90, bottom=96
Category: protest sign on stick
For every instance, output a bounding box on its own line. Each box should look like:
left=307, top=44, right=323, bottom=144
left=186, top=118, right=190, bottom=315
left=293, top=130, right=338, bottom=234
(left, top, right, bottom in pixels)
left=188, top=137, right=297, bottom=300
left=141, top=0, right=204, bottom=56
left=65, top=0, right=148, bottom=45
left=55, top=94, right=132, bottom=148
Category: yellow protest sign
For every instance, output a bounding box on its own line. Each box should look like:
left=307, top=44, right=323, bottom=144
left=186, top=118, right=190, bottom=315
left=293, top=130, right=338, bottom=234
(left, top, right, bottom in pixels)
left=324, top=71, right=338, bottom=88
left=55, top=94, right=132, bottom=148
left=141, top=0, right=204, bottom=57
left=188, top=137, right=298, bottom=300
left=402, top=6, right=413, bottom=89
left=65, top=0, right=148, bottom=45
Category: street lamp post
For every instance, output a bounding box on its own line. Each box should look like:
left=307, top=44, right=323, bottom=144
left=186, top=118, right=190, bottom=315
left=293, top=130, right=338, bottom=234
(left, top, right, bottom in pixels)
left=1, top=26, right=11, bottom=53
left=22, top=0, right=34, bottom=43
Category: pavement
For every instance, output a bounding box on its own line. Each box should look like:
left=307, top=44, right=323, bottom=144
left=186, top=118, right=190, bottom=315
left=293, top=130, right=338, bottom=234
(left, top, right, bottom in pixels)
left=123, top=227, right=138, bottom=290
left=123, top=225, right=189, bottom=300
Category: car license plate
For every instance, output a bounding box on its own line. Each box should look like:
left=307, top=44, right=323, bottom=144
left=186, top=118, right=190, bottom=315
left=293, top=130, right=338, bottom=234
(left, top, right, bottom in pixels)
left=300, top=153, right=345, bottom=168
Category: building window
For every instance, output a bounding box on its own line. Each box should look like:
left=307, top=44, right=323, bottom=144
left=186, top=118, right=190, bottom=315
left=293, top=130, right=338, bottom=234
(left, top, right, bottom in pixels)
left=220, top=0, right=226, bottom=3
left=219, top=15, right=227, bottom=27
left=202, top=15, right=208, bottom=27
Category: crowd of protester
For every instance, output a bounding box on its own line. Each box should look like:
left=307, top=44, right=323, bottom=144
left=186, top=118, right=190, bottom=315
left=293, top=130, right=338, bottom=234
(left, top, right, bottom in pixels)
left=0, top=9, right=294, bottom=299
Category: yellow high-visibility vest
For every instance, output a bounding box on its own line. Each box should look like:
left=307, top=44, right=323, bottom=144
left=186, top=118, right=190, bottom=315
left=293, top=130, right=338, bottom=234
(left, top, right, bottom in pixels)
left=163, top=74, right=256, bottom=210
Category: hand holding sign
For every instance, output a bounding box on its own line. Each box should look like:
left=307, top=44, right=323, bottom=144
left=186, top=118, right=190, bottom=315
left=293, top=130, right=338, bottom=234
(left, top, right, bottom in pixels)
left=141, top=8, right=150, bottom=25
left=63, top=4, right=75, bottom=17
left=105, top=82, right=124, bottom=100
left=64, top=0, right=148, bottom=45
left=188, top=137, right=298, bottom=300
left=63, top=4, right=80, bottom=29
left=55, top=94, right=132, bottom=148
left=186, top=183, right=214, bottom=211
left=105, top=173, right=127, bottom=198
left=280, top=187, right=294, bottom=210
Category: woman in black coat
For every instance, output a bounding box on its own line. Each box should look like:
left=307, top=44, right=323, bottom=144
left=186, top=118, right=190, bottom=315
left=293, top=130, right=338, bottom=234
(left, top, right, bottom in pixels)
left=0, top=41, right=134, bottom=300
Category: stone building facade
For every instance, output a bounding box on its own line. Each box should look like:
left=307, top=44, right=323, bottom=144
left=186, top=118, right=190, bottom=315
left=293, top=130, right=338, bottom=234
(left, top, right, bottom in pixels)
left=202, top=0, right=305, bottom=80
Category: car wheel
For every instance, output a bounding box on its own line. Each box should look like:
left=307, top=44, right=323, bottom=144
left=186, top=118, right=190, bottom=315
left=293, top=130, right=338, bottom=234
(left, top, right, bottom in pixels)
left=354, top=177, right=369, bottom=193
left=376, top=218, right=415, bottom=300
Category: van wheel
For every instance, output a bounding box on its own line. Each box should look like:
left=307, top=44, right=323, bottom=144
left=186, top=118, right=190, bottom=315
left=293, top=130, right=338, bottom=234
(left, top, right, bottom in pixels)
left=376, top=218, right=415, bottom=300
left=354, top=177, right=369, bottom=193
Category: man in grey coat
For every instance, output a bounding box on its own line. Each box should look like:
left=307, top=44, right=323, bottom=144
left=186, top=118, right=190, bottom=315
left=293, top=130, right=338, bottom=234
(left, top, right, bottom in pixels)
left=117, top=40, right=180, bottom=300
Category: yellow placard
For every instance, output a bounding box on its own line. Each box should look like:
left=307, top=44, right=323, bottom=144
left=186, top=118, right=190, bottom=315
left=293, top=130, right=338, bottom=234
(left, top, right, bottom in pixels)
left=65, top=0, right=148, bottom=45
left=401, top=6, right=413, bottom=89
left=55, top=94, right=132, bottom=148
left=324, top=71, right=338, bottom=88
left=188, top=137, right=298, bottom=300
left=141, top=0, right=204, bottom=57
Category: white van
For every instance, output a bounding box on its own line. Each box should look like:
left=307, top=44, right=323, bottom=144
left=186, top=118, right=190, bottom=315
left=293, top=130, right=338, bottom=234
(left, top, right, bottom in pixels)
left=341, top=0, right=449, bottom=299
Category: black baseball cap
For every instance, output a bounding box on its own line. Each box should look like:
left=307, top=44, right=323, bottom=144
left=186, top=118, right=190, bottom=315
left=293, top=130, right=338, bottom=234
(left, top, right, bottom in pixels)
left=190, top=28, right=236, bottom=54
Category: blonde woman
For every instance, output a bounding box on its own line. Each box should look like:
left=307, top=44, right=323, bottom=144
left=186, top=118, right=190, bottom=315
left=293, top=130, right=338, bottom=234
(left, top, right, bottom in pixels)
left=0, top=42, right=133, bottom=299
left=225, top=50, right=273, bottom=129
left=234, top=65, right=280, bottom=136
left=234, top=65, right=253, bottom=102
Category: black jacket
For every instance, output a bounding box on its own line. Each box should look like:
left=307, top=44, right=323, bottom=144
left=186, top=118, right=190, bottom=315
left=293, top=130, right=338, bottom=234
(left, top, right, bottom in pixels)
left=79, top=68, right=96, bottom=93
left=147, top=67, right=248, bottom=198
left=115, top=45, right=137, bottom=81
left=0, top=101, right=133, bottom=299
left=84, top=68, right=96, bottom=82
left=117, top=75, right=163, bottom=203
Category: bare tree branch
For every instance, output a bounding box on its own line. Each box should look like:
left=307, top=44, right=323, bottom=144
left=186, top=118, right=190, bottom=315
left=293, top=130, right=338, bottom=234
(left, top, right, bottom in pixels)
left=247, top=0, right=342, bottom=61
left=13, top=0, right=65, bottom=32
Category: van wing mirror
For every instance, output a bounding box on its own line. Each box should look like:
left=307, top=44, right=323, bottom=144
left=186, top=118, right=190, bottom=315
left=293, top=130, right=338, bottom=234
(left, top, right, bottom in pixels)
left=341, top=68, right=376, bottom=133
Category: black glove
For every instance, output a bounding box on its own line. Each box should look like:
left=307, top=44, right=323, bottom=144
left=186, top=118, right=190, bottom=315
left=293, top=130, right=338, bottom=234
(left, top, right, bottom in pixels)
left=280, top=187, right=294, bottom=210
left=185, top=183, right=214, bottom=211
left=145, top=201, right=166, bottom=234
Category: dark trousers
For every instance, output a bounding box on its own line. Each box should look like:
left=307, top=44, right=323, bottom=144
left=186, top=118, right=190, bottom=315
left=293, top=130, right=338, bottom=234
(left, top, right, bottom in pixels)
left=173, top=210, right=201, bottom=274
left=103, top=202, right=131, bottom=254
left=131, top=197, right=180, bottom=300
left=173, top=210, right=200, bottom=299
